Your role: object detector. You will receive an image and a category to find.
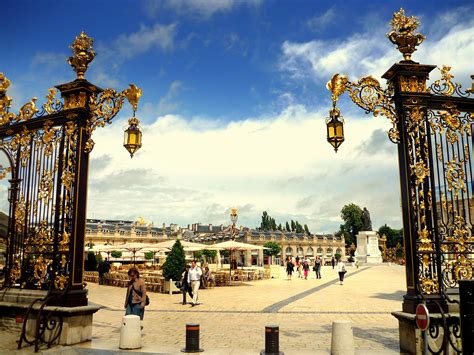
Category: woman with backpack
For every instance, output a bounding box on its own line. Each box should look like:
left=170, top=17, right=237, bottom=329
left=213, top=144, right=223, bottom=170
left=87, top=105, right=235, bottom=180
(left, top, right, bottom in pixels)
left=124, top=267, right=147, bottom=320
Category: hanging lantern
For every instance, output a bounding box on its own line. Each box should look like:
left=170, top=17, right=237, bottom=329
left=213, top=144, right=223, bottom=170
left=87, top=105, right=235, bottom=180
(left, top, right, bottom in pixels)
left=326, top=107, right=344, bottom=152
left=123, top=116, right=142, bottom=158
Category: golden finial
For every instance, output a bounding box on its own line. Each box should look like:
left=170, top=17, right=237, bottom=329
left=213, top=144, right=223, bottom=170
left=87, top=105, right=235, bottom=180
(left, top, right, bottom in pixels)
left=123, top=84, right=142, bottom=113
left=326, top=74, right=348, bottom=107
left=387, top=8, right=425, bottom=61
left=0, top=73, right=11, bottom=92
left=68, top=31, right=96, bottom=80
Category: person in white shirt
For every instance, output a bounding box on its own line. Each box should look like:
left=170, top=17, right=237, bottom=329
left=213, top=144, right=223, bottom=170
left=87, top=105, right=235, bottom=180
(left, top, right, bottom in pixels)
left=336, top=259, right=346, bottom=285
left=187, top=260, right=202, bottom=306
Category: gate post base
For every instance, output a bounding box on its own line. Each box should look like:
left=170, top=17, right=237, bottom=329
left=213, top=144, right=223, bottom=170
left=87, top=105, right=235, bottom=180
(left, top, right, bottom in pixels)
left=392, top=311, right=462, bottom=355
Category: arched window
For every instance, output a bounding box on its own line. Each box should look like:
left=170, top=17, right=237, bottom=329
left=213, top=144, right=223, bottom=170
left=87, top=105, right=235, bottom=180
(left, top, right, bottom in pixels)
left=306, top=247, right=314, bottom=256
left=317, top=247, right=323, bottom=255
left=285, top=246, right=293, bottom=255
left=336, top=248, right=342, bottom=255
left=297, top=247, right=304, bottom=255
left=326, top=248, right=333, bottom=256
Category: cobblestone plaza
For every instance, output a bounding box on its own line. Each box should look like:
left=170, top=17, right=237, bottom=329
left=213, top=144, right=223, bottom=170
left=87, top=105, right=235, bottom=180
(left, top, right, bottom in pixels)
left=0, top=264, right=405, bottom=354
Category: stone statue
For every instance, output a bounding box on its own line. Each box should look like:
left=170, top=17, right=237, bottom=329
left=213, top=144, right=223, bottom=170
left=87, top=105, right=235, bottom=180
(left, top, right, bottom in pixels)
left=361, top=207, right=372, bottom=231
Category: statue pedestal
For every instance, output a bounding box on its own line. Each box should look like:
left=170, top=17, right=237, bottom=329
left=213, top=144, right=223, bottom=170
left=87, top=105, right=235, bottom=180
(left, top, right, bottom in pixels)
left=355, top=231, right=382, bottom=263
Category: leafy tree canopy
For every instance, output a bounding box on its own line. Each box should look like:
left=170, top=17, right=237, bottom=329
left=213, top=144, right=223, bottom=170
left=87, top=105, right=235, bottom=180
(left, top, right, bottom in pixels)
left=263, top=241, right=282, bottom=257
left=378, top=224, right=404, bottom=247
left=340, top=203, right=363, bottom=246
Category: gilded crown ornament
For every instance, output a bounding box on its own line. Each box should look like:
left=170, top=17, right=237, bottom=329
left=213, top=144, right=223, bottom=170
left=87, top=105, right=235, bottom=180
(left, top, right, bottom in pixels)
left=68, top=31, right=96, bottom=80
left=387, top=8, right=425, bottom=61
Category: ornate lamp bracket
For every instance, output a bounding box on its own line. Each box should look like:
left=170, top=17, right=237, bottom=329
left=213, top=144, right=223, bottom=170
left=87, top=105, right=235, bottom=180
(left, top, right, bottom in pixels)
left=326, top=73, right=399, bottom=143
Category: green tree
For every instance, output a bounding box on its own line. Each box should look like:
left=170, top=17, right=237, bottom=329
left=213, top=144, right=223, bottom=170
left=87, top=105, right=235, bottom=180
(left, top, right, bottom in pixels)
left=278, top=223, right=282, bottom=231
left=220, top=249, right=230, bottom=258
left=304, top=224, right=310, bottom=235
left=162, top=240, right=186, bottom=281
left=260, top=211, right=269, bottom=230
left=378, top=224, right=403, bottom=247
left=340, top=203, right=363, bottom=246
left=264, top=241, right=281, bottom=265
left=264, top=241, right=281, bottom=257
left=111, top=251, right=122, bottom=259
left=202, top=249, right=217, bottom=261
left=144, top=251, right=154, bottom=260
left=335, top=253, right=342, bottom=261
left=291, top=220, right=296, bottom=232
left=285, top=222, right=291, bottom=232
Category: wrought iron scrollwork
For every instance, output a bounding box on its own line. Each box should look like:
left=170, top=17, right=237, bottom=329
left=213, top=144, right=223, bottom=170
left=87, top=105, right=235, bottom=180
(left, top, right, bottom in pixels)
left=326, top=74, right=399, bottom=143
left=429, top=66, right=473, bottom=98
left=419, top=292, right=463, bottom=354
left=18, top=290, right=67, bottom=352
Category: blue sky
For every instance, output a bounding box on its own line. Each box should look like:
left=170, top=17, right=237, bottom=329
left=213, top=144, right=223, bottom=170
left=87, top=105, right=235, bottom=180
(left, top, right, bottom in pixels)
left=1, top=0, right=473, bottom=232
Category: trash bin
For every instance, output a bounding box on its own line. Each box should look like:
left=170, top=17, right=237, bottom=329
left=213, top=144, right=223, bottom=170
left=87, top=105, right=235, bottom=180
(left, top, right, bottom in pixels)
left=119, top=315, right=141, bottom=349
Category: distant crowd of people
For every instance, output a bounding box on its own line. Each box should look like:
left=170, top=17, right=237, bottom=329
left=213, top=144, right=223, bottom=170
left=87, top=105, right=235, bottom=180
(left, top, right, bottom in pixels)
left=285, top=255, right=347, bottom=285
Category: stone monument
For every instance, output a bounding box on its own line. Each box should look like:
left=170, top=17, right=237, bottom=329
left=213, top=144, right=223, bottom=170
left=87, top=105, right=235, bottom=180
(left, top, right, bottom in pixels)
left=355, top=207, right=382, bottom=263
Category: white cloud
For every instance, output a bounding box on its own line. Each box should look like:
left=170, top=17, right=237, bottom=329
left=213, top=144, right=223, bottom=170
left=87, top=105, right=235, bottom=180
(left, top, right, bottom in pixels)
left=88, top=22, right=178, bottom=88
left=306, top=7, right=336, bottom=32
left=144, top=0, right=263, bottom=19
left=280, top=11, right=474, bottom=87
left=114, top=23, right=178, bottom=59
left=87, top=104, right=400, bottom=232
left=157, top=80, right=183, bottom=113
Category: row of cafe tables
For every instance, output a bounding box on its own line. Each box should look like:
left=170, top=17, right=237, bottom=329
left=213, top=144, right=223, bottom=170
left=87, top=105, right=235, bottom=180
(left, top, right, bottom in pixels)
left=84, top=265, right=270, bottom=291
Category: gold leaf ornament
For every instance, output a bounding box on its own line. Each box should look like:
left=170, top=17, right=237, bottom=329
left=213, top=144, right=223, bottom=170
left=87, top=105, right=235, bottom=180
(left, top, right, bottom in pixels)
left=387, top=8, right=425, bottom=61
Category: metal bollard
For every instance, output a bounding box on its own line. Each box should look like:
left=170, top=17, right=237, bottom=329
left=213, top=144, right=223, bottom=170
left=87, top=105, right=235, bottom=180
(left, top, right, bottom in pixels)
left=181, top=323, right=204, bottom=353
left=459, top=280, right=474, bottom=355
left=260, top=325, right=284, bottom=355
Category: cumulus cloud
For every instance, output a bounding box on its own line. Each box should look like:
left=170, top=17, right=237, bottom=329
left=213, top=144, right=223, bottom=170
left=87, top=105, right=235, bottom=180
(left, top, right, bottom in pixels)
left=87, top=104, right=400, bottom=232
left=280, top=10, right=474, bottom=86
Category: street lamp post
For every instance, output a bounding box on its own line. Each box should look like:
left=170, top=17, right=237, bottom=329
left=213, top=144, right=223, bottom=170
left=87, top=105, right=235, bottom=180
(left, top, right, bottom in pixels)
left=325, top=8, right=474, bottom=353
left=230, top=207, right=238, bottom=240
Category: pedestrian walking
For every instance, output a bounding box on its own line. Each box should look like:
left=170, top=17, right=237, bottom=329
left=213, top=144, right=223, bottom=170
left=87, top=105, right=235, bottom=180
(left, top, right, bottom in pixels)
left=286, top=258, right=294, bottom=280
left=303, top=261, right=309, bottom=280
left=296, top=260, right=303, bottom=279
left=331, top=257, right=335, bottom=269
left=124, top=267, right=147, bottom=321
left=187, top=260, right=202, bottom=306
left=202, top=266, right=214, bottom=288
left=180, top=265, right=193, bottom=305
left=336, top=259, right=346, bottom=285
left=313, top=256, right=322, bottom=279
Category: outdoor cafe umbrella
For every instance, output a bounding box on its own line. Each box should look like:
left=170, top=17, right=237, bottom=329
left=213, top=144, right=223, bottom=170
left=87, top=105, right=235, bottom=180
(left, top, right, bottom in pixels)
left=151, top=239, right=210, bottom=251
left=209, top=240, right=267, bottom=280
left=96, top=243, right=166, bottom=263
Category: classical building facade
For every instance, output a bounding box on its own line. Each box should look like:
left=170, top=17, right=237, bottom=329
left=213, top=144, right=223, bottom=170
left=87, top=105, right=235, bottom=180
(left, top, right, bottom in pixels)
left=84, top=220, right=346, bottom=265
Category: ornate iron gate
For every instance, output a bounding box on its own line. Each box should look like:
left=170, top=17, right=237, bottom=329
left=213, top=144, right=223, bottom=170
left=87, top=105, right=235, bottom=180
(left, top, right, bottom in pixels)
left=0, top=32, right=142, bottom=307
left=326, top=8, right=473, bottom=309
